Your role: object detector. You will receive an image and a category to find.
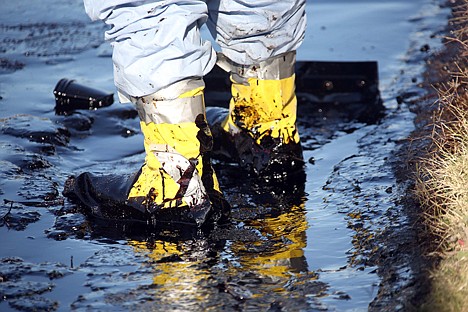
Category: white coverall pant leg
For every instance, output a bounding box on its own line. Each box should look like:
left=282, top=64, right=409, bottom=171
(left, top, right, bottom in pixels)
left=83, top=0, right=306, bottom=99
left=206, top=0, right=306, bottom=66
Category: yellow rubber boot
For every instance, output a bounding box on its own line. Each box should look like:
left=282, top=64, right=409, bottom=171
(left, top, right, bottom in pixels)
left=223, top=74, right=300, bottom=145
left=126, top=79, right=228, bottom=226
left=214, top=52, right=304, bottom=177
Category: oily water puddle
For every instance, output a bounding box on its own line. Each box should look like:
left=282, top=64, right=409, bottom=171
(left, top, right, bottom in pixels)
left=0, top=0, right=451, bottom=311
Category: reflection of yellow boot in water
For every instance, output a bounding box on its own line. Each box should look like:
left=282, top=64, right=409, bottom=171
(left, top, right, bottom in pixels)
left=127, top=204, right=308, bottom=308
left=209, top=51, right=304, bottom=177
left=130, top=239, right=212, bottom=308
left=233, top=203, right=309, bottom=280
left=127, top=79, right=229, bottom=226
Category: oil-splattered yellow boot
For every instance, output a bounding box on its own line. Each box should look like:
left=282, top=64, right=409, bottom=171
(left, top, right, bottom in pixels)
left=210, top=51, right=304, bottom=178
left=127, top=79, right=229, bottom=226
left=63, top=79, right=229, bottom=227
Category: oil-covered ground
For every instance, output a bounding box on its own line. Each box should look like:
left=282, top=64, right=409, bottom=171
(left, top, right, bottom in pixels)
left=0, top=0, right=450, bottom=311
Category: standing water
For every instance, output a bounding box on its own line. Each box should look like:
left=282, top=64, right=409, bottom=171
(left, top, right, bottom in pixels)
left=0, top=0, right=450, bottom=311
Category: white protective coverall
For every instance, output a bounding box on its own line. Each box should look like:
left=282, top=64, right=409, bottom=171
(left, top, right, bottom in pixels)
left=83, top=0, right=307, bottom=100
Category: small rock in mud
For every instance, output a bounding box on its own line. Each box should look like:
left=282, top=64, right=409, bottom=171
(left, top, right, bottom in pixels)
left=25, top=156, right=52, bottom=170
left=45, top=230, right=69, bottom=241
left=120, top=127, right=138, bottom=138
left=333, top=290, right=352, bottom=300
left=420, top=44, right=430, bottom=52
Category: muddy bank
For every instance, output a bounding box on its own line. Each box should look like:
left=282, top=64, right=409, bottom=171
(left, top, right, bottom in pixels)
left=369, top=1, right=468, bottom=310
left=395, top=0, right=468, bottom=309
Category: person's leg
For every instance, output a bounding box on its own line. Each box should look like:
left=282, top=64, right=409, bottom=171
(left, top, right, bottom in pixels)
left=78, top=0, right=227, bottom=225
left=206, top=0, right=307, bottom=177
left=84, top=0, right=216, bottom=98
left=205, top=0, right=306, bottom=65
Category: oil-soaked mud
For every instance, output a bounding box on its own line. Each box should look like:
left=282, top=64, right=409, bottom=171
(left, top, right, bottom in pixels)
left=0, top=0, right=451, bottom=311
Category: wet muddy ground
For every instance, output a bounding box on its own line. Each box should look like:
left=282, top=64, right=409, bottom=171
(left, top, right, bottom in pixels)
left=0, top=0, right=451, bottom=311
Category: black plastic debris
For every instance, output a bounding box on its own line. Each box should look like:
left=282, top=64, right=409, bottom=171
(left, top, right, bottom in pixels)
left=294, top=61, right=380, bottom=104
left=53, top=78, right=114, bottom=115
left=204, top=61, right=384, bottom=124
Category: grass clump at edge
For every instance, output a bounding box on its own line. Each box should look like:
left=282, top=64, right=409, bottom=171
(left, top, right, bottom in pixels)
left=415, top=1, right=468, bottom=310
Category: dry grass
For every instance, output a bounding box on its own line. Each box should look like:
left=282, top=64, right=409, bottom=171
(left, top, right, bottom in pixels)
left=416, top=81, right=468, bottom=244
left=414, top=1, right=468, bottom=310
